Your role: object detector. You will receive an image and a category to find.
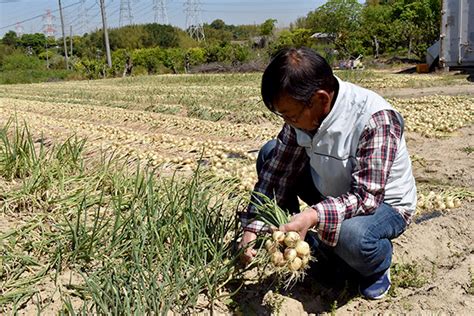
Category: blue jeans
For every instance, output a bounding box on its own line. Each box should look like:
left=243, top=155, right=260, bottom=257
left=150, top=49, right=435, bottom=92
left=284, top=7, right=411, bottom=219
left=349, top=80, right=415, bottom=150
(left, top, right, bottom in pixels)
left=257, top=140, right=407, bottom=278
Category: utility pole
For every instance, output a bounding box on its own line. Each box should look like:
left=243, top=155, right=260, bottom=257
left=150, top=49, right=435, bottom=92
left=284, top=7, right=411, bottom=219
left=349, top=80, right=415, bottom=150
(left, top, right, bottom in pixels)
left=58, top=0, right=69, bottom=69
left=46, top=42, right=49, bottom=69
left=42, top=10, right=55, bottom=69
left=99, top=0, right=112, bottom=68
left=70, top=25, right=73, bottom=57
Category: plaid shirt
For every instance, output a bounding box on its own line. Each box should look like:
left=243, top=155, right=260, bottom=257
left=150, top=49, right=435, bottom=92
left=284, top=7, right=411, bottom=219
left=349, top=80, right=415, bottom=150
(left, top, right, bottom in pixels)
left=240, top=109, right=412, bottom=247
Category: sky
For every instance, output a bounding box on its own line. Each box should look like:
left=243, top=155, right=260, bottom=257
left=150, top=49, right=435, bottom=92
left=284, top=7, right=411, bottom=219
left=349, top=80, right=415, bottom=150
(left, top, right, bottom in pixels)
left=0, top=0, right=334, bottom=38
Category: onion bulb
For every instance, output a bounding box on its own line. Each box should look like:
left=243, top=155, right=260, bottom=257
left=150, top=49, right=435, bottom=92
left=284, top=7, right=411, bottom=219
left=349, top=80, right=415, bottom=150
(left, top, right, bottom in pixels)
left=289, top=257, right=303, bottom=271
left=295, top=240, right=310, bottom=257
left=271, top=251, right=285, bottom=266
left=445, top=198, right=455, bottom=209
left=284, top=231, right=300, bottom=248
left=284, top=248, right=297, bottom=261
left=265, top=239, right=278, bottom=254
left=454, top=198, right=461, bottom=208
left=272, top=231, right=285, bottom=243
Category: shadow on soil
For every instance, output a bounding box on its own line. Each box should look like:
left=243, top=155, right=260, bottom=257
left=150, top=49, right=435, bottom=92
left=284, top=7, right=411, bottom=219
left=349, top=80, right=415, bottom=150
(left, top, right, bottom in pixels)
left=228, top=254, right=361, bottom=315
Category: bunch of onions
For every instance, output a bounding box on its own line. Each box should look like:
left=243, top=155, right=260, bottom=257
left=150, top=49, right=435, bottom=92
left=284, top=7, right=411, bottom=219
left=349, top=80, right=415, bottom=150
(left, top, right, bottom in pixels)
left=265, top=231, right=312, bottom=273
left=252, top=193, right=314, bottom=288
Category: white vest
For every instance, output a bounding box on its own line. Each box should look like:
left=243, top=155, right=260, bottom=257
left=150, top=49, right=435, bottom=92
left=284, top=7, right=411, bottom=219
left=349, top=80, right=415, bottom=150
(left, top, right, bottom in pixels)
left=294, top=78, right=417, bottom=212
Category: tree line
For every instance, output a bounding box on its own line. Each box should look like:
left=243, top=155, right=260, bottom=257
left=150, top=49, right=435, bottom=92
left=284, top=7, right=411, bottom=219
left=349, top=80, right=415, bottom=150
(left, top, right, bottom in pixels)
left=0, top=0, right=441, bottom=83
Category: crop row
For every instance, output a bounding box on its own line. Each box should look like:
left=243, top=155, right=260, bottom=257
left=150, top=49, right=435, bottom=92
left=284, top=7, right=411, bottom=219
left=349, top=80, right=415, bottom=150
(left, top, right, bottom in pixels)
left=0, top=123, right=246, bottom=314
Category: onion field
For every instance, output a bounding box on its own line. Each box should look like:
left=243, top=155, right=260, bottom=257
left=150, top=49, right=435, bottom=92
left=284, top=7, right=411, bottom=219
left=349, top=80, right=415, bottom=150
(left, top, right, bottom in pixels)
left=1, top=70, right=473, bottom=314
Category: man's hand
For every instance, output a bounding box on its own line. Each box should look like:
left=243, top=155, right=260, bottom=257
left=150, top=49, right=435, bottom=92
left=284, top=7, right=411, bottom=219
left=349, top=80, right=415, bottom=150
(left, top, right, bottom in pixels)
left=238, top=230, right=257, bottom=265
left=279, top=207, right=319, bottom=240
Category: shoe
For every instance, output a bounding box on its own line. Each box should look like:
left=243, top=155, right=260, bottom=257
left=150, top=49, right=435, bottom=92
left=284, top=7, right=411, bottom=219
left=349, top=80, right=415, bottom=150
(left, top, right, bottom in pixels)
left=359, top=268, right=391, bottom=300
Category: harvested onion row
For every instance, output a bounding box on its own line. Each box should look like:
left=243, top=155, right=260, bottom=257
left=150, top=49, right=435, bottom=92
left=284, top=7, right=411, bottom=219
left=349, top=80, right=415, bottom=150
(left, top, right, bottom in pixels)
left=417, top=191, right=464, bottom=211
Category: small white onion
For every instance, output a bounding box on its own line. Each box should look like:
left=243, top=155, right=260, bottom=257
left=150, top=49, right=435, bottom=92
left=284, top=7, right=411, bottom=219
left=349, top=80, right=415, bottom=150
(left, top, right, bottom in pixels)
left=295, top=240, right=310, bottom=257
left=272, top=231, right=285, bottom=243
left=284, top=231, right=300, bottom=248
left=271, top=251, right=285, bottom=266
left=289, top=257, right=303, bottom=271
left=284, top=248, right=297, bottom=261
left=265, top=239, right=278, bottom=254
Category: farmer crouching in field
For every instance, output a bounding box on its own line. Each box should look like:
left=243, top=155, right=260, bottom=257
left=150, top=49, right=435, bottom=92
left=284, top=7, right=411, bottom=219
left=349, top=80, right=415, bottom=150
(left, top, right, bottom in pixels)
left=238, top=47, right=417, bottom=300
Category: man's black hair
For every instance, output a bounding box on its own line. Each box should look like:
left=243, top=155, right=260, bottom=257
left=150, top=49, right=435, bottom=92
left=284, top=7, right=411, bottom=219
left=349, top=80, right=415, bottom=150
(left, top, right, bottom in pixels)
left=261, top=47, right=337, bottom=112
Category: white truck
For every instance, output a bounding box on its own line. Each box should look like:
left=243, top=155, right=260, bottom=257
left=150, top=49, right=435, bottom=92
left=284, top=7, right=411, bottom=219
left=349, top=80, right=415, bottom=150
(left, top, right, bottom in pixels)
left=427, top=0, right=474, bottom=70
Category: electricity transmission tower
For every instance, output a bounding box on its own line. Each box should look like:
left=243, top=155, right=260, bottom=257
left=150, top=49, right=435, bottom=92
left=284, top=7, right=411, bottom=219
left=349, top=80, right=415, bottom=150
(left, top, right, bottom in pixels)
left=119, top=0, right=133, bottom=27
left=42, top=9, right=56, bottom=37
left=184, top=0, right=205, bottom=41
left=15, top=23, right=24, bottom=37
left=153, top=0, right=168, bottom=25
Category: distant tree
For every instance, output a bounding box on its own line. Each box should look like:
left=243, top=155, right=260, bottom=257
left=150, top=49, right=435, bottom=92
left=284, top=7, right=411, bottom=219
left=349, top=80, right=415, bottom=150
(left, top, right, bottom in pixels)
left=132, top=47, right=165, bottom=74
left=163, top=48, right=185, bottom=73
left=270, top=28, right=314, bottom=54
left=210, top=19, right=226, bottom=30
left=302, top=0, right=363, bottom=57
left=186, top=47, right=206, bottom=66
left=202, top=25, right=233, bottom=44
left=260, top=19, right=277, bottom=37
left=1, top=53, right=43, bottom=71
left=109, top=25, right=147, bottom=50
left=19, top=33, right=48, bottom=55
left=359, top=2, right=393, bottom=57
left=389, top=0, right=441, bottom=58
left=232, top=24, right=260, bottom=40
left=143, top=24, right=180, bottom=48
left=305, top=0, right=362, bottom=34
left=176, top=29, right=199, bottom=48
left=0, top=43, right=16, bottom=68
left=2, top=31, right=18, bottom=46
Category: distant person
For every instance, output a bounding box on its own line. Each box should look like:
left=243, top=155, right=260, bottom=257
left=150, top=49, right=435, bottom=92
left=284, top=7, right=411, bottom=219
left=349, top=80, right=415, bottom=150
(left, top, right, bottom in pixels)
left=238, top=47, right=417, bottom=300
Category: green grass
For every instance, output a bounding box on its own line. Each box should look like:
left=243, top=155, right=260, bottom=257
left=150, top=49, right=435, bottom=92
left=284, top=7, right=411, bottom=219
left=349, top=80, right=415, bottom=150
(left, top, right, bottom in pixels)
left=0, top=122, right=245, bottom=314
left=467, top=268, right=474, bottom=295
left=0, top=69, right=79, bottom=84
left=389, top=262, right=427, bottom=296
left=461, top=146, right=474, bottom=155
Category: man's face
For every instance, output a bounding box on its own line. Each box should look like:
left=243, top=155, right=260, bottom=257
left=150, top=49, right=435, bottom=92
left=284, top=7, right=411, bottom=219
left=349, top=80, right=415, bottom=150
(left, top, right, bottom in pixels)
left=273, top=91, right=332, bottom=132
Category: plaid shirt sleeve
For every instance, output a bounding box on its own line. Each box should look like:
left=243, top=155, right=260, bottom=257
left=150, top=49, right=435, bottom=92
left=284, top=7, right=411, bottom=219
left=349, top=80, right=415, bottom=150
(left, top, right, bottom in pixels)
left=239, top=123, right=308, bottom=233
left=314, top=110, right=403, bottom=246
